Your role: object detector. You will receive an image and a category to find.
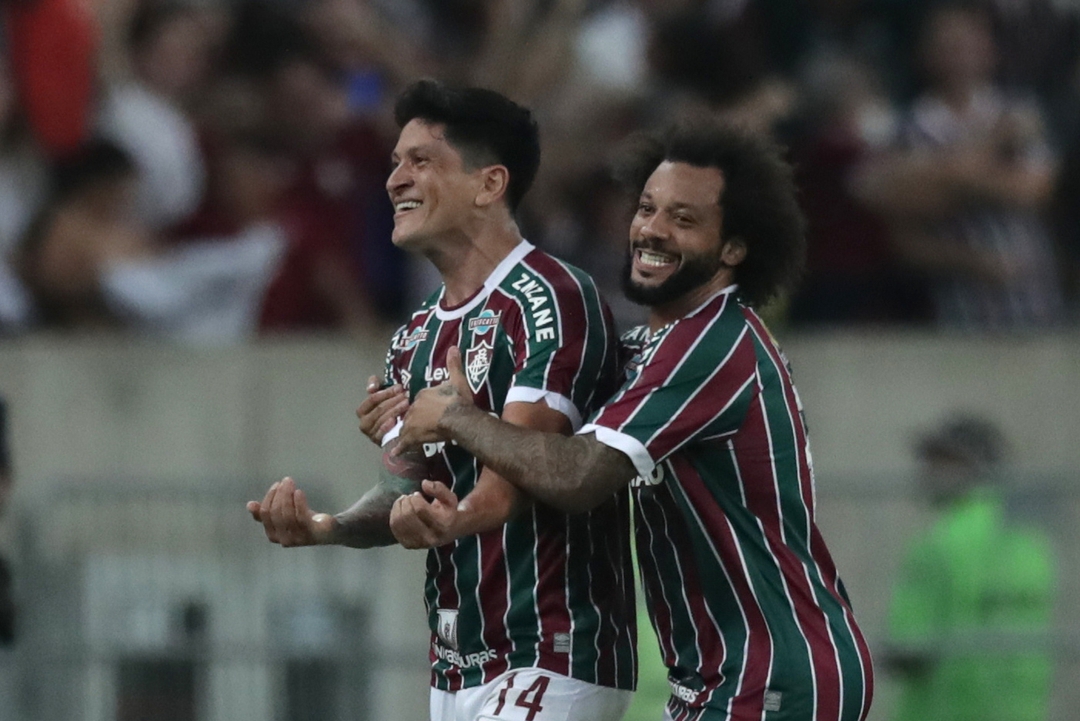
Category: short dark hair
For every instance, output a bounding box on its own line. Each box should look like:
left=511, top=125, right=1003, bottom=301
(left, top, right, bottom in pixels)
left=394, top=80, right=541, bottom=212
left=52, top=138, right=137, bottom=203
left=127, top=0, right=196, bottom=53
left=223, top=1, right=324, bottom=80
left=615, top=120, right=806, bottom=307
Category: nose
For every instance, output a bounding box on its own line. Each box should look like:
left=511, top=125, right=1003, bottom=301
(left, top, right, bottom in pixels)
left=386, top=162, right=411, bottom=196
left=637, top=212, right=670, bottom=242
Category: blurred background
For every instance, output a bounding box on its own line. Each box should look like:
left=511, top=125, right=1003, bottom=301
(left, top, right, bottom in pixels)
left=0, top=0, right=1077, bottom=719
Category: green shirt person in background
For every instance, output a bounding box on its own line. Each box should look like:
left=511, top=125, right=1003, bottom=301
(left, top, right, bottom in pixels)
left=885, top=414, right=1055, bottom=721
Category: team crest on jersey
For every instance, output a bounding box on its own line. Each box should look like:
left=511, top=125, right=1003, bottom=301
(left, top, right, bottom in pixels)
left=465, top=339, right=494, bottom=393
left=436, top=609, right=459, bottom=650
left=467, top=309, right=500, bottom=335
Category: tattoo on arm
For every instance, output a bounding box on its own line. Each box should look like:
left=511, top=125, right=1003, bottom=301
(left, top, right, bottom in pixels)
left=441, top=406, right=636, bottom=513
left=330, top=439, right=427, bottom=548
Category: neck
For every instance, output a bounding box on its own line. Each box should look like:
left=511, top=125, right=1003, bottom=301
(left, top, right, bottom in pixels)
left=646, top=271, right=735, bottom=332
left=426, top=217, right=524, bottom=306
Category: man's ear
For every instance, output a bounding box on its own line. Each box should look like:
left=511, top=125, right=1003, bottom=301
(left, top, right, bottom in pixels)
left=721, top=237, right=747, bottom=267
left=475, top=165, right=510, bottom=208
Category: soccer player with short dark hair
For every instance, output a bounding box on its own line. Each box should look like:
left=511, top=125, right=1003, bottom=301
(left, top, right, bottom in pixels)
left=398, top=120, right=876, bottom=721
left=248, top=80, right=637, bottom=721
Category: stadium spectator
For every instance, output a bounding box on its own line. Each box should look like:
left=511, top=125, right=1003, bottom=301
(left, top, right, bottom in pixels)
left=856, top=0, right=1064, bottom=330
left=20, top=137, right=288, bottom=341
left=0, top=56, right=47, bottom=333
left=18, top=139, right=153, bottom=328
left=884, top=413, right=1055, bottom=721
left=207, top=1, right=396, bottom=331
left=787, top=55, right=929, bottom=325
left=98, top=0, right=217, bottom=230
left=3, top=0, right=98, bottom=157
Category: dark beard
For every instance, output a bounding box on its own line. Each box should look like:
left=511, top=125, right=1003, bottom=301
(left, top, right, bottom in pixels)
left=621, top=248, right=724, bottom=307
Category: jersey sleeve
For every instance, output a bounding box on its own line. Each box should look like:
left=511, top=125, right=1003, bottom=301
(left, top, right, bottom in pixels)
left=580, top=311, right=758, bottom=477
left=382, top=324, right=408, bottom=387
left=378, top=325, right=408, bottom=447
left=504, top=267, right=616, bottom=431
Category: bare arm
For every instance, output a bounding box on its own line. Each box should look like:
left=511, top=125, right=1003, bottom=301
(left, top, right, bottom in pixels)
left=388, top=400, right=566, bottom=548
left=247, top=438, right=426, bottom=549
left=441, top=403, right=635, bottom=514
left=397, top=347, right=637, bottom=514
left=856, top=134, right=1054, bottom=220
left=328, top=441, right=428, bottom=547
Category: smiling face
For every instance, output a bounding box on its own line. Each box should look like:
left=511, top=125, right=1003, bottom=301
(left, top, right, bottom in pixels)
left=386, top=119, right=484, bottom=251
left=623, top=161, right=738, bottom=313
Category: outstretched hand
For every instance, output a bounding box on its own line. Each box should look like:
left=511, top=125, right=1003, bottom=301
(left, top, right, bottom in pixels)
left=389, top=480, right=461, bottom=548
left=397, top=346, right=474, bottom=450
left=246, top=477, right=338, bottom=547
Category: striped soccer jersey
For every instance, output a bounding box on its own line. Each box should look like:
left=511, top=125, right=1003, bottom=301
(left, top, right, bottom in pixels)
left=581, top=286, right=874, bottom=721
left=383, top=241, right=637, bottom=692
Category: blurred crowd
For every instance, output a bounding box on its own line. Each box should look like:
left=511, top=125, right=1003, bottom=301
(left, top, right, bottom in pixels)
left=0, top=0, right=1079, bottom=341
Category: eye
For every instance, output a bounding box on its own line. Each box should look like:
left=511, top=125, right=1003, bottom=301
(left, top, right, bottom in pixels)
left=674, top=214, right=694, bottom=227
left=636, top=201, right=655, bottom=215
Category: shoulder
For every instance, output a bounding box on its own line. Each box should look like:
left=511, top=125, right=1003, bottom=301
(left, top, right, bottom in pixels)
left=499, top=248, right=601, bottom=304
left=390, top=297, right=440, bottom=348
left=674, top=291, right=752, bottom=349
left=648, top=295, right=757, bottom=377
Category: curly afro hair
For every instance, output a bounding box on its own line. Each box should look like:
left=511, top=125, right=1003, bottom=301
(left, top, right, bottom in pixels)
left=614, top=120, right=806, bottom=308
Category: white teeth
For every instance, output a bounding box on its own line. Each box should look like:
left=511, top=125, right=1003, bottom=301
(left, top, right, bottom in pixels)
left=395, top=200, right=421, bottom=212
left=639, top=250, right=675, bottom=267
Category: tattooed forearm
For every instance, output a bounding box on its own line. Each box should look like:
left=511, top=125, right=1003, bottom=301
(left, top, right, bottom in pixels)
left=438, top=405, right=635, bottom=513
left=329, top=440, right=427, bottom=548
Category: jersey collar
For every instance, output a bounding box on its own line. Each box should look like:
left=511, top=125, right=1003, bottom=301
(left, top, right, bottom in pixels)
left=435, top=239, right=534, bottom=320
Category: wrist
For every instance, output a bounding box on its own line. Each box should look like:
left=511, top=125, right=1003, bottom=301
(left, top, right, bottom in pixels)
left=438, top=401, right=479, bottom=437
left=314, top=513, right=341, bottom=545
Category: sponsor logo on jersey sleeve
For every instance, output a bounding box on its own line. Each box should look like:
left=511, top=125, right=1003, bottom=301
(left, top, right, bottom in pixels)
left=398, top=328, right=429, bottom=350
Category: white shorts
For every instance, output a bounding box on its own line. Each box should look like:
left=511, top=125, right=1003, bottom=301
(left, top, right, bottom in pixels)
left=430, top=668, right=633, bottom=721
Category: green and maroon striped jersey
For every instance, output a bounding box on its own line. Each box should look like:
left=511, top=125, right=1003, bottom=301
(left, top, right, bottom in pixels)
left=581, top=286, right=874, bottom=721
left=383, top=241, right=637, bottom=692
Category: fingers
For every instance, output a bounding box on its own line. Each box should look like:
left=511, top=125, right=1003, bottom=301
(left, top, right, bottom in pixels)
left=257, top=481, right=282, bottom=541
left=423, top=480, right=458, bottom=509
left=390, top=492, right=444, bottom=549
left=390, top=493, right=427, bottom=549
left=445, top=346, right=470, bottom=398
left=252, top=477, right=318, bottom=547
left=366, top=374, right=380, bottom=392
left=267, top=478, right=298, bottom=545
left=357, top=383, right=408, bottom=444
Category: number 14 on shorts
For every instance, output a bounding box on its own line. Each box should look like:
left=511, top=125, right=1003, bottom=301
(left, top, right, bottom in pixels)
left=484, top=672, right=549, bottom=720
left=470, top=667, right=633, bottom=721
